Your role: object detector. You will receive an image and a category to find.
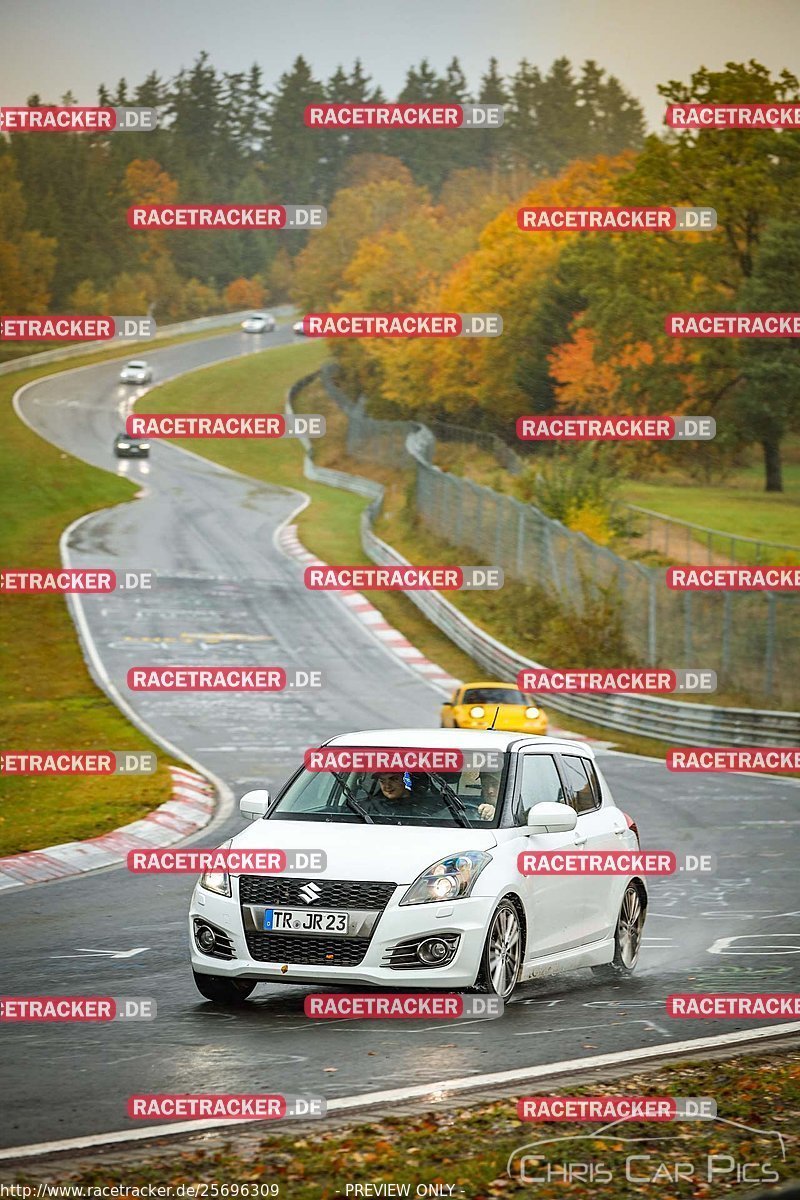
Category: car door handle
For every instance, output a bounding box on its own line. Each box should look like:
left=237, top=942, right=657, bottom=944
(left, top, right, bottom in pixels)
left=573, top=835, right=588, bottom=846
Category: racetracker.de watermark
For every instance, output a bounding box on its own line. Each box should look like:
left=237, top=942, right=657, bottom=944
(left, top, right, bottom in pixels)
left=304, top=993, right=502, bottom=1019
left=127, top=205, right=326, bottom=229
left=299, top=313, right=502, bottom=337
left=303, top=746, right=505, bottom=772
left=304, top=565, right=502, bottom=590
left=125, top=414, right=325, bottom=439
left=517, top=668, right=716, bottom=693
left=304, top=102, right=504, bottom=128
left=0, top=569, right=154, bottom=592
left=518, top=206, right=717, bottom=231
left=667, top=565, right=800, bottom=590
left=0, top=996, right=156, bottom=1021
left=127, top=1094, right=325, bottom=1119
left=127, top=848, right=326, bottom=873
left=666, top=747, right=800, bottom=773
left=518, top=850, right=716, bottom=876
left=0, top=106, right=157, bottom=131
left=667, top=312, right=800, bottom=337
left=126, top=667, right=321, bottom=690
left=516, top=415, right=715, bottom=441
left=1, top=751, right=156, bottom=775
left=0, top=316, right=155, bottom=341
left=517, top=1096, right=717, bottom=1121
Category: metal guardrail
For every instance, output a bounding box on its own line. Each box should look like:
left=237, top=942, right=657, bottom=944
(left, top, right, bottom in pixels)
left=286, top=372, right=800, bottom=747
left=0, top=309, right=275, bottom=377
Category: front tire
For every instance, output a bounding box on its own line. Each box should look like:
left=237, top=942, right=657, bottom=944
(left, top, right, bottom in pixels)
left=476, top=900, right=522, bottom=1000
left=592, top=882, right=645, bottom=979
left=192, top=970, right=256, bottom=1005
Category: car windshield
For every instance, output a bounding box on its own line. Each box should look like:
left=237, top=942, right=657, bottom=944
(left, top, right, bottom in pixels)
left=462, top=687, right=530, bottom=705
left=267, top=759, right=509, bottom=827
left=126, top=361, right=146, bottom=369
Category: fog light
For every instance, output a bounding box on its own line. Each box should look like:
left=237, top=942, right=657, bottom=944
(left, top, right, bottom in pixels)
left=196, top=924, right=217, bottom=953
left=417, top=938, right=450, bottom=965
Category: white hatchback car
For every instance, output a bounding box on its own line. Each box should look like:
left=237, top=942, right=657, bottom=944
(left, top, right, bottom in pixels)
left=189, top=730, right=647, bottom=1005
left=241, top=313, right=276, bottom=333
left=119, top=359, right=153, bottom=384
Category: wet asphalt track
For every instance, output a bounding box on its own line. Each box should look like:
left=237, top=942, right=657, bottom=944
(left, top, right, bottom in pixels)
left=1, top=327, right=798, bottom=1151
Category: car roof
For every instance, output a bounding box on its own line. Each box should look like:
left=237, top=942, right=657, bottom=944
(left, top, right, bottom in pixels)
left=323, top=728, right=593, bottom=756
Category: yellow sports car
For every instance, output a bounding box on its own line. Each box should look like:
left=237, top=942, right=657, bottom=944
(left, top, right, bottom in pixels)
left=440, top=682, right=548, bottom=734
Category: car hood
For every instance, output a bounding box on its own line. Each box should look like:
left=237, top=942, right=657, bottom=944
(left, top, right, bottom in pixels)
left=230, top=819, right=498, bottom=883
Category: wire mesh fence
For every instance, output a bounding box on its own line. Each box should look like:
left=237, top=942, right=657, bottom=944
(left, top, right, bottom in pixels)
left=317, top=364, right=799, bottom=706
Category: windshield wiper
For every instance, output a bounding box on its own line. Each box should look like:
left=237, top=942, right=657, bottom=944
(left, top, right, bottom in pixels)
left=430, top=776, right=472, bottom=829
left=333, top=773, right=374, bottom=824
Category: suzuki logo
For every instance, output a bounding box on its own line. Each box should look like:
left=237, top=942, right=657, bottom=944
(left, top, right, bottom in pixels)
left=299, top=882, right=322, bottom=904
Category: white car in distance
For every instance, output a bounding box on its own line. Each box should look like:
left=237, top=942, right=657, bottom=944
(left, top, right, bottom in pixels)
left=189, top=729, right=647, bottom=1005
left=119, top=359, right=153, bottom=384
left=241, top=312, right=276, bottom=333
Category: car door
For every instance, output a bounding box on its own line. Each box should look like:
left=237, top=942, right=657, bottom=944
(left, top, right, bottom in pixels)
left=507, top=749, right=589, bottom=958
left=556, top=754, right=621, bottom=943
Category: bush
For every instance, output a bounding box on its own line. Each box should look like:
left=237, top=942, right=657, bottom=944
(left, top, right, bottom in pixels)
left=513, top=444, right=633, bottom=539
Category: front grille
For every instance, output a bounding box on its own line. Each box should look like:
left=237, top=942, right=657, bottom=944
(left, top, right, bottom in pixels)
left=238, top=876, right=397, bottom=909
left=245, top=933, right=372, bottom=966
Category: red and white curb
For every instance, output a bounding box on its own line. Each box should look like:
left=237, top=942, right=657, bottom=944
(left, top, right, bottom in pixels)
left=277, top=525, right=607, bottom=748
left=278, top=525, right=462, bottom=695
left=0, top=767, right=215, bottom=892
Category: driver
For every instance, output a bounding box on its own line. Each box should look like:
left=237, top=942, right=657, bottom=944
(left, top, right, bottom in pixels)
left=364, top=771, right=445, bottom=818
left=477, top=771, right=502, bottom=821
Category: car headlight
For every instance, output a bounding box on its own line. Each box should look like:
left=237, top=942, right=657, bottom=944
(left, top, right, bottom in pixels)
left=400, top=851, right=492, bottom=905
left=139, top=442, right=150, bottom=449
left=200, top=840, right=232, bottom=897
left=117, top=442, right=130, bottom=449
left=525, top=706, right=541, bottom=719
left=469, top=705, right=485, bottom=719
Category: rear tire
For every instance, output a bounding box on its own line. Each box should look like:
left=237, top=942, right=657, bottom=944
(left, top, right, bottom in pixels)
left=591, top=882, right=645, bottom=979
left=192, top=970, right=256, bottom=1005
left=476, top=900, right=522, bottom=1000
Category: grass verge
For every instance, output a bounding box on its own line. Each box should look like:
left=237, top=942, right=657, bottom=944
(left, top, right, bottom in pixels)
left=8, top=1047, right=799, bottom=1196
left=0, top=327, right=246, bottom=855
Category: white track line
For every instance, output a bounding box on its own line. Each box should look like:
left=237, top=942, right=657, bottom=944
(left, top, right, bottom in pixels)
left=1, top=1023, right=798, bottom=1162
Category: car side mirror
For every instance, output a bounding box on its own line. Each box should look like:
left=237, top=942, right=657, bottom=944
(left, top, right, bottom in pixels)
left=441, top=701, right=452, bottom=708
left=526, top=802, right=577, bottom=834
left=239, top=789, right=270, bottom=820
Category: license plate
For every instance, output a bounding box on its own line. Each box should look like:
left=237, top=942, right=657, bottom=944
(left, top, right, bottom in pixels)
left=263, top=907, right=349, bottom=935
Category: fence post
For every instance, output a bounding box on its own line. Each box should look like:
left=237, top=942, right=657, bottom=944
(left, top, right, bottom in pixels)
left=648, top=573, right=657, bottom=665
left=721, top=590, right=732, bottom=682
left=683, top=591, right=693, bottom=660
left=515, top=503, right=525, bottom=580
left=764, top=591, right=776, bottom=696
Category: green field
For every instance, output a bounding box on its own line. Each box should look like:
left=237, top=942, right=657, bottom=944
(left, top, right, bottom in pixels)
left=620, top=475, right=800, bottom=558
left=0, top=331, right=244, bottom=855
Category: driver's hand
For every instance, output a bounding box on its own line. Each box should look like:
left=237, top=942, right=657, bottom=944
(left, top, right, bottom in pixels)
left=478, top=803, right=495, bottom=821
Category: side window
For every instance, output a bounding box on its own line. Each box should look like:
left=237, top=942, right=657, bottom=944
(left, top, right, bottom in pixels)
left=584, top=760, right=602, bottom=806
left=512, top=754, right=564, bottom=824
left=561, top=756, right=601, bottom=815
